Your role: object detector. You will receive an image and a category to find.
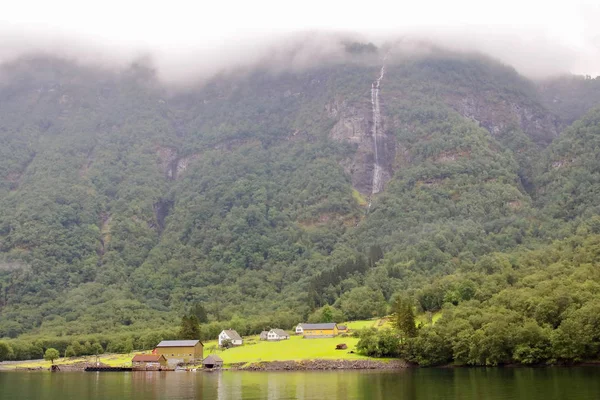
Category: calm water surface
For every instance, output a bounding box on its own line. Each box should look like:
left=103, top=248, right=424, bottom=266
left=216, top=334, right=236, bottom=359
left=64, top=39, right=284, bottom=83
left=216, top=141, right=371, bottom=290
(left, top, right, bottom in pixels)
left=2, top=368, right=600, bottom=400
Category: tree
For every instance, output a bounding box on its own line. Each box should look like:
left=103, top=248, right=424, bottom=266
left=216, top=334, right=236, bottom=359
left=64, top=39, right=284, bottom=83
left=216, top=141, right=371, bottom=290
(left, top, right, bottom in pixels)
left=339, top=287, right=388, bottom=321
left=321, top=305, right=334, bottom=323
left=356, top=328, right=401, bottom=357
left=65, top=346, right=76, bottom=358
left=91, top=342, right=104, bottom=355
left=0, top=341, right=14, bottom=361
left=178, top=315, right=201, bottom=340
left=44, top=348, right=60, bottom=364
left=391, top=296, right=417, bottom=338
left=190, top=303, right=208, bottom=323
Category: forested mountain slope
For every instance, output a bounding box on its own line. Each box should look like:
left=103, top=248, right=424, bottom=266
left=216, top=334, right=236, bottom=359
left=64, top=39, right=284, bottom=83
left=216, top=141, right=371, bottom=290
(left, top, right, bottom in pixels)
left=1, top=44, right=600, bottom=354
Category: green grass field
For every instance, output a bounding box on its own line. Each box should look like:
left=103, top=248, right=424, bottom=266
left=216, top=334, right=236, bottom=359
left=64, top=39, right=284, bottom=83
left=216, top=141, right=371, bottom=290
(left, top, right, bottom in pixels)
left=203, top=335, right=364, bottom=366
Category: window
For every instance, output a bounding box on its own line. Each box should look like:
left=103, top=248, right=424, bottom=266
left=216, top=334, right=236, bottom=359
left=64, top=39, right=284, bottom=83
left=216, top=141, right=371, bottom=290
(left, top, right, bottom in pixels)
left=171, top=354, right=174, bottom=356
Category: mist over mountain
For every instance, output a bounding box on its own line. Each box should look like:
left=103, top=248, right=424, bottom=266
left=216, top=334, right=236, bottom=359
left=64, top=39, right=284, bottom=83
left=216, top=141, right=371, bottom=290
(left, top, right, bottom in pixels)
left=1, top=33, right=600, bottom=365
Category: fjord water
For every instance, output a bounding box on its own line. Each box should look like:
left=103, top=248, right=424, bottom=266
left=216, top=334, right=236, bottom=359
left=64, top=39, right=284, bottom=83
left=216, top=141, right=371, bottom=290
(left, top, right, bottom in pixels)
left=2, top=368, right=600, bottom=400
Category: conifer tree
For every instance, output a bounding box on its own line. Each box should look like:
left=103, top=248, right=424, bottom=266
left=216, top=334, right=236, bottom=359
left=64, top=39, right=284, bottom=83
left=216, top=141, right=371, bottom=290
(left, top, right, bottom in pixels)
left=391, top=296, right=417, bottom=339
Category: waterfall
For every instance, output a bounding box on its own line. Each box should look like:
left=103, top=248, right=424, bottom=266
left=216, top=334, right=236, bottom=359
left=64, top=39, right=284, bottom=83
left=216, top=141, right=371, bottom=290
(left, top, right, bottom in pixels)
left=370, top=62, right=386, bottom=195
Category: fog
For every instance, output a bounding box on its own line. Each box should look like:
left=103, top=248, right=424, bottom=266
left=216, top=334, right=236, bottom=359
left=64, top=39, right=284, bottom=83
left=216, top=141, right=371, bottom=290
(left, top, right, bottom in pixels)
left=1, top=0, right=599, bottom=85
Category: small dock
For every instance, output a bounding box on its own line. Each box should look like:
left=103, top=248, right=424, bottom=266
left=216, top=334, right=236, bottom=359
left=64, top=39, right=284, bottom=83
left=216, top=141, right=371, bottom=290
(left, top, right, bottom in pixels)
left=84, top=366, right=132, bottom=372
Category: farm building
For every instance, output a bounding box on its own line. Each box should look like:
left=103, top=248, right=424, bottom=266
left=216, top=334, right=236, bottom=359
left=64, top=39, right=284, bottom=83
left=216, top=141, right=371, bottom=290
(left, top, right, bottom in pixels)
left=302, top=323, right=339, bottom=338
left=295, top=324, right=304, bottom=335
left=338, top=325, right=348, bottom=333
left=259, top=331, right=269, bottom=340
left=219, top=329, right=243, bottom=347
left=267, top=329, right=290, bottom=341
left=202, top=355, right=224, bottom=369
left=154, top=340, right=203, bottom=364
left=131, top=354, right=168, bottom=370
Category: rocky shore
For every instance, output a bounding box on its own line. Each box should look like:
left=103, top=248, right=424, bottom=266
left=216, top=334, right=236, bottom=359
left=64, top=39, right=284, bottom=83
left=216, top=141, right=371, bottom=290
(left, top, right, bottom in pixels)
left=233, top=359, right=410, bottom=371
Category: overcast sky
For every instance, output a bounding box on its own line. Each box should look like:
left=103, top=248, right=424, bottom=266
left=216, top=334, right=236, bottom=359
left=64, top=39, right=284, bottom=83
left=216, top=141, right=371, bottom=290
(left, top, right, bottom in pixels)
left=1, top=0, right=599, bottom=81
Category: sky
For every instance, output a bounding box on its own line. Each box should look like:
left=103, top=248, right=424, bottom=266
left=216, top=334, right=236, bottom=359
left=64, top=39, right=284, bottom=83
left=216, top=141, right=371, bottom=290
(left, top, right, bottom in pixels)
left=1, top=0, right=599, bottom=81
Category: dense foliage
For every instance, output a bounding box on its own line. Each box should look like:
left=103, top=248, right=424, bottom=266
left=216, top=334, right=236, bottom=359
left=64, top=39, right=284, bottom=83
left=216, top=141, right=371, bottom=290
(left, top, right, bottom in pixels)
left=1, top=48, right=600, bottom=364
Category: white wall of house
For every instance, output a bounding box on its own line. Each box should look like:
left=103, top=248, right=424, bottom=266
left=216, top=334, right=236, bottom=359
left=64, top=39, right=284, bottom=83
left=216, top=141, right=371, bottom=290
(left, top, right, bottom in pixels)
left=295, top=325, right=303, bottom=334
left=267, top=330, right=289, bottom=341
left=218, top=330, right=243, bottom=346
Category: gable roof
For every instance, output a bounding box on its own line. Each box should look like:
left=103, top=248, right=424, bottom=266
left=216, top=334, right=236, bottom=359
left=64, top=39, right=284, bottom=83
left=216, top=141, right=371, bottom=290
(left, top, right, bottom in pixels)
left=132, top=354, right=166, bottom=362
left=203, top=354, right=223, bottom=364
left=338, top=325, right=348, bottom=330
left=270, top=329, right=289, bottom=336
left=156, top=340, right=201, bottom=348
left=222, top=330, right=242, bottom=340
left=301, top=323, right=337, bottom=330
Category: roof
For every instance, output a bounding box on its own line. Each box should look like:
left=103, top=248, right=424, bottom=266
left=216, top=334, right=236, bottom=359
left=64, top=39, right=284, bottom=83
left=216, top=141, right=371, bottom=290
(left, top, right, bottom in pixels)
left=132, top=354, right=165, bottom=362
left=296, top=323, right=304, bottom=328
left=156, top=340, right=201, bottom=348
left=270, top=329, right=289, bottom=336
left=301, top=323, right=338, bottom=330
left=338, top=325, right=348, bottom=330
left=222, top=330, right=242, bottom=340
left=203, top=354, right=223, bottom=364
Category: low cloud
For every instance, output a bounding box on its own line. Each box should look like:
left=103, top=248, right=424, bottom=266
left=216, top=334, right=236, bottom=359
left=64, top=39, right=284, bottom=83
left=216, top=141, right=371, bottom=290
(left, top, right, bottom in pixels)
left=0, top=25, right=599, bottom=86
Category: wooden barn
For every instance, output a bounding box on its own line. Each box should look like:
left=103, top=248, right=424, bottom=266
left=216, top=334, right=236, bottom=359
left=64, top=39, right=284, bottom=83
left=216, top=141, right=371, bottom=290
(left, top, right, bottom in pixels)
left=154, top=340, right=203, bottom=364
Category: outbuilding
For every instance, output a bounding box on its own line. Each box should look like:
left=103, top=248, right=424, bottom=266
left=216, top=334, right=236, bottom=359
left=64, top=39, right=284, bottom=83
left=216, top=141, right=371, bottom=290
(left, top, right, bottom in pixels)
left=202, top=354, right=224, bottom=369
left=132, top=354, right=168, bottom=370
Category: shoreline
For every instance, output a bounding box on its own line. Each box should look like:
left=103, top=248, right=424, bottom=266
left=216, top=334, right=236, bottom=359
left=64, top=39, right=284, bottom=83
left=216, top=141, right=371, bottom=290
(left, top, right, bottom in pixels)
left=229, top=359, right=411, bottom=371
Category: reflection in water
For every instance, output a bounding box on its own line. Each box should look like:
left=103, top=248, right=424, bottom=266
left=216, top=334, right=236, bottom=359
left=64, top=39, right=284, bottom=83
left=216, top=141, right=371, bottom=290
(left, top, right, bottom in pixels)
left=3, top=368, right=600, bottom=400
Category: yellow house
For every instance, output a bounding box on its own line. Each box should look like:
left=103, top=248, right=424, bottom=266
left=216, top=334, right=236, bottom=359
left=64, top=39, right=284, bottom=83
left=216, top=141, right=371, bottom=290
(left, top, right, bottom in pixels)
left=338, top=325, right=348, bottom=334
left=154, top=340, right=203, bottom=364
left=302, top=323, right=339, bottom=338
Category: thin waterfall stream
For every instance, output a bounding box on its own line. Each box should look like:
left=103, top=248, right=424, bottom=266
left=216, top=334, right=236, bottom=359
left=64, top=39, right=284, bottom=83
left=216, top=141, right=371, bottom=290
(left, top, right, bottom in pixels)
left=368, top=60, right=386, bottom=210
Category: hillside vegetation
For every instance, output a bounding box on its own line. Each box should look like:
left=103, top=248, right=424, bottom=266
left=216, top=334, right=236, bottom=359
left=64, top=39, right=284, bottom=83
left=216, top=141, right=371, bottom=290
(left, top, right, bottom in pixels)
left=1, top=44, right=600, bottom=366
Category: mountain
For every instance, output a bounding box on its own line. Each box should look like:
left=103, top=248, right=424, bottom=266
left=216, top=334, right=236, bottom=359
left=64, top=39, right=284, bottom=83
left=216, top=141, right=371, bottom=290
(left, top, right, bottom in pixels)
left=1, top=43, right=600, bottom=362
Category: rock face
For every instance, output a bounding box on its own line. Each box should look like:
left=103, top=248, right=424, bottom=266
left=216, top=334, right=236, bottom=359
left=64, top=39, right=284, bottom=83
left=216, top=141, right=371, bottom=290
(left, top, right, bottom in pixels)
left=156, top=146, right=200, bottom=180
left=452, top=94, right=560, bottom=146
left=328, top=96, right=396, bottom=195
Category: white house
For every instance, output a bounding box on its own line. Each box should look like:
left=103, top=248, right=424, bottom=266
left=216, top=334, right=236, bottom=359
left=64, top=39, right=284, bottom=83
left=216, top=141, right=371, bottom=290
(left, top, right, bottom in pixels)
left=218, top=329, right=243, bottom=347
left=295, top=324, right=304, bottom=335
left=267, top=329, right=290, bottom=341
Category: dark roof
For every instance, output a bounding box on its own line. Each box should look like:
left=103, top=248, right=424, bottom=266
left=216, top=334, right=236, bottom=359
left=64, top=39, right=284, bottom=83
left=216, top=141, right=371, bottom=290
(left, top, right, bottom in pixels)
left=132, top=354, right=165, bottom=362
left=270, top=329, right=289, bottom=336
left=156, top=340, right=201, bottom=348
left=223, top=330, right=242, bottom=340
left=301, top=323, right=337, bottom=330
left=203, top=354, right=223, bottom=364
left=338, top=325, right=348, bottom=330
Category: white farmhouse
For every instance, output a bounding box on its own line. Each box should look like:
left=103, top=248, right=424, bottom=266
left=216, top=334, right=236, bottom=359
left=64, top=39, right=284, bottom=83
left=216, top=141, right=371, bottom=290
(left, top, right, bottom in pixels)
left=295, top=324, right=304, bottom=335
left=267, top=329, right=290, bottom=341
left=218, top=329, right=243, bottom=347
